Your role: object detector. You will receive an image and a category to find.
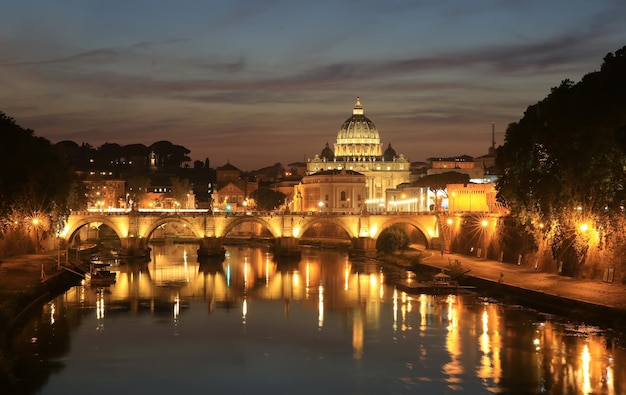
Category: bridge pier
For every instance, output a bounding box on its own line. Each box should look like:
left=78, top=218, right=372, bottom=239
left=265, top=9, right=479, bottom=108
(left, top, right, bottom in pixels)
left=120, top=237, right=151, bottom=259
left=271, top=237, right=302, bottom=259
left=351, top=237, right=377, bottom=254
left=198, top=237, right=225, bottom=257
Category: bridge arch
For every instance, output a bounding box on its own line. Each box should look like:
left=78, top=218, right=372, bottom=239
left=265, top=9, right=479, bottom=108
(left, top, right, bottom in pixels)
left=298, top=217, right=357, bottom=240
left=220, top=216, right=279, bottom=238
left=65, top=216, right=126, bottom=243
left=144, top=215, right=204, bottom=239
left=375, top=217, right=433, bottom=249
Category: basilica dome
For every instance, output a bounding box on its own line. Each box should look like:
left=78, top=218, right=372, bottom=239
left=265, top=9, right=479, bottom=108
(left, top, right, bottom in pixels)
left=334, top=97, right=383, bottom=158
left=320, top=142, right=334, bottom=161
left=383, top=142, right=397, bottom=161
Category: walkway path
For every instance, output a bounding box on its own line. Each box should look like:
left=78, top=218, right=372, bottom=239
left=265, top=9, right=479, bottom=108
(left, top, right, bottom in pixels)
left=419, top=250, right=626, bottom=314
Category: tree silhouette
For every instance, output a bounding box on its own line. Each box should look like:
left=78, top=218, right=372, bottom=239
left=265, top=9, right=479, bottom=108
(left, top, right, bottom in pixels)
left=496, top=45, right=626, bottom=276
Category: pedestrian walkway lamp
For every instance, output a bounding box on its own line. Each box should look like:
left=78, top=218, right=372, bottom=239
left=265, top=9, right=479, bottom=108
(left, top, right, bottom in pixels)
left=32, top=217, right=40, bottom=253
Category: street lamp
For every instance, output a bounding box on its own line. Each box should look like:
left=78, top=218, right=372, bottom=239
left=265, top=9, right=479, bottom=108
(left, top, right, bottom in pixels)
left=318, top=201, right=324, bottom=212
left=32, top=217, right=40, bottom=253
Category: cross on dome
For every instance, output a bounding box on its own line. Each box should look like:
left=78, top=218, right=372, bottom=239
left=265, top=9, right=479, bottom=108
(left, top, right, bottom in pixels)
left=353, top=97, right=364, bottom=115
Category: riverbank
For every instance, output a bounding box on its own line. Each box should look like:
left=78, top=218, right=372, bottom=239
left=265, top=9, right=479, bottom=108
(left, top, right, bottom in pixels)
left=389, top=249, right=626, bottom=331
left=0, top=253, right=83, bottom=340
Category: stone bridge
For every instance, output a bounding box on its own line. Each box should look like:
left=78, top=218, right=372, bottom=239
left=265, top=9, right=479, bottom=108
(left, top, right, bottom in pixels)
left=62, top=209, right=441, bottom=258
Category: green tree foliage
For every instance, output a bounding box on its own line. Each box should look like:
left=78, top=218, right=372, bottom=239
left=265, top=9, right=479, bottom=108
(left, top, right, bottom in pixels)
left=167, top=177, right=193, bottom=208
left=495, top=46, right=626, bottom=275
left=413, top=171, right=470, bottom=192
left=376, top=226, right=410, bottom=254
left=150, top=141, right=191, bottom=168
left=250, top=187, right=286, bottom=211
left=0, top=112, right=81, bottom=243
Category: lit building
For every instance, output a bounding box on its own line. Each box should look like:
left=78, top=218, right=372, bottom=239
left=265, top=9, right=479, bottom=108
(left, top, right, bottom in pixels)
left=213, top=182, right=247, bottom=211
left=84, top=179, right=126, bottom=209
left=307, top=97, right=411, bottom=211
left=385, top=184, right=431, bottom=212
left=446, top=183, right=508, bottom=214
left=426, top=155, right=485, bottom=181
left=213, top=162, right=258, bottom=211
left=293, top=169, right=366, bottom=213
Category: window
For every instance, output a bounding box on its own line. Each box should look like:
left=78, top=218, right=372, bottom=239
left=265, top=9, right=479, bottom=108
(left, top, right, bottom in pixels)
left=340, top=191, right=346, bottom=201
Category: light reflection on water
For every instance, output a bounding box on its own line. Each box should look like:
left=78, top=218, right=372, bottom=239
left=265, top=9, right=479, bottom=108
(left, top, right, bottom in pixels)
left=11, top=244, right=625, bottom=395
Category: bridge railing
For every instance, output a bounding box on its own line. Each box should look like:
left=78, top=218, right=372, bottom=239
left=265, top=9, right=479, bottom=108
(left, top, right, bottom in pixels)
left=70, top=208, right=443, bottom=218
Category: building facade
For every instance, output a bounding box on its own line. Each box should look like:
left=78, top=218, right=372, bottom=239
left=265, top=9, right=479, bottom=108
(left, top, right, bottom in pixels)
left=293, top=169, right=366, bottom=213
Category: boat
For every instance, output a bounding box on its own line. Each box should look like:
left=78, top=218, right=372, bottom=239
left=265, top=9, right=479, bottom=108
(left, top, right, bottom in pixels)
left=393, top=270, right=474, bottom=294
left=90, top=270, right=116, bottom=286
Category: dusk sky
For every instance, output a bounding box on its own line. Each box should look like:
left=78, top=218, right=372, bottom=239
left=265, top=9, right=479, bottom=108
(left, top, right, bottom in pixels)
left=2, top=1, right=625, bottom=170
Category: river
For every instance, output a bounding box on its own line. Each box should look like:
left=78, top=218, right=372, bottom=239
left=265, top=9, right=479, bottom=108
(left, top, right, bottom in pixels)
left=7, top=243, right=625, bottom=394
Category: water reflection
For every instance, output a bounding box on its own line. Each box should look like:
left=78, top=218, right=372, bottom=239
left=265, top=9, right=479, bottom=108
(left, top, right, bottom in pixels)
left=6, top=243, right=625, bottom=394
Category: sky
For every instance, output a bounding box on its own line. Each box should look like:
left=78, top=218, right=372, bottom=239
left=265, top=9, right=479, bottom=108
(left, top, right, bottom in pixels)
left=1, top=1, right=625, bottom=171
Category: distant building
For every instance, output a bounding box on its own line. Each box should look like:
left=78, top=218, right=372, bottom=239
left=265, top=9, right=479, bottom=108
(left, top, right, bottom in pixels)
left=306, top=97, right=411, bottom=211
left=216, top=162, right=242, bottom=186
left=214, top=162, right=258, bottom=210
left=213, top=182, right=247, bottom=211
left=84, top=179, right=126, bottom=209
left=293, top=169, right=366, bottom=213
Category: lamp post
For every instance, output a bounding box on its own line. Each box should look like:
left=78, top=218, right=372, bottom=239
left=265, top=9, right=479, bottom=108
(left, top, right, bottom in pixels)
left=32, top=217, right=40, bottom=253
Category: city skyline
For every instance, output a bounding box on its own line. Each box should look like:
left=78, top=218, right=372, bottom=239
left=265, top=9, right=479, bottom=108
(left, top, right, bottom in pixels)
left=1, top=1, right=625, bottom=170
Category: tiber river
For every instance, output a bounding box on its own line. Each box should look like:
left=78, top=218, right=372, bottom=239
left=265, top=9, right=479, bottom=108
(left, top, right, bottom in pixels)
left=9, top=244, right=625, bottom=395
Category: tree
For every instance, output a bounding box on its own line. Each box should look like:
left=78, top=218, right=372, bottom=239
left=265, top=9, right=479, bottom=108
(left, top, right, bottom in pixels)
left=495, top=46, right=626, bottom=276
left=376, top=226, right=410, bottom=254
left=150, top=141, right=191, bottom=168
left=0, top=112, right=81, bottom=252
left=167, top=177, right=193, bottom=208
left=250, top=188, right=286, bottom=211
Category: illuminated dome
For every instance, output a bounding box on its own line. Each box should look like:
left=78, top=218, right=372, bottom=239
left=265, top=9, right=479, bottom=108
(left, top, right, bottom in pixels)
left=383, top=142, right=397, bottom=161
left=334, top=97, right=383, bottom=158
left=320, top=142, right=334, bottom=161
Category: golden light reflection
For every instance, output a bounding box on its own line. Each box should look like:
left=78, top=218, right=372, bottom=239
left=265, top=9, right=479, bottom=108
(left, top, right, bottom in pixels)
left=392, top=288, right=398, bottom=332
left=353, top=308, right=363, bottom=360
left=419, top=294, right=427, bottom=331
left=265, top=257, right=270, bottom=286
left=607, top=363, right=614, bottom=395
left=242, top=296, right=247, bottom=325
left=444, top=294, right=462, bottom=389
left=96, top=289, right=105, bottom=320
left=49, top=302, right=56, bottom=325
left=582, top=344, right=591, bottom=394
left=293, top=271, right=300, bottom=288
left=318, top=285, right=324, bottom=329
left=173, top=294, right=180, bottom=321
left=305, top=262, right=310, bottom=297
